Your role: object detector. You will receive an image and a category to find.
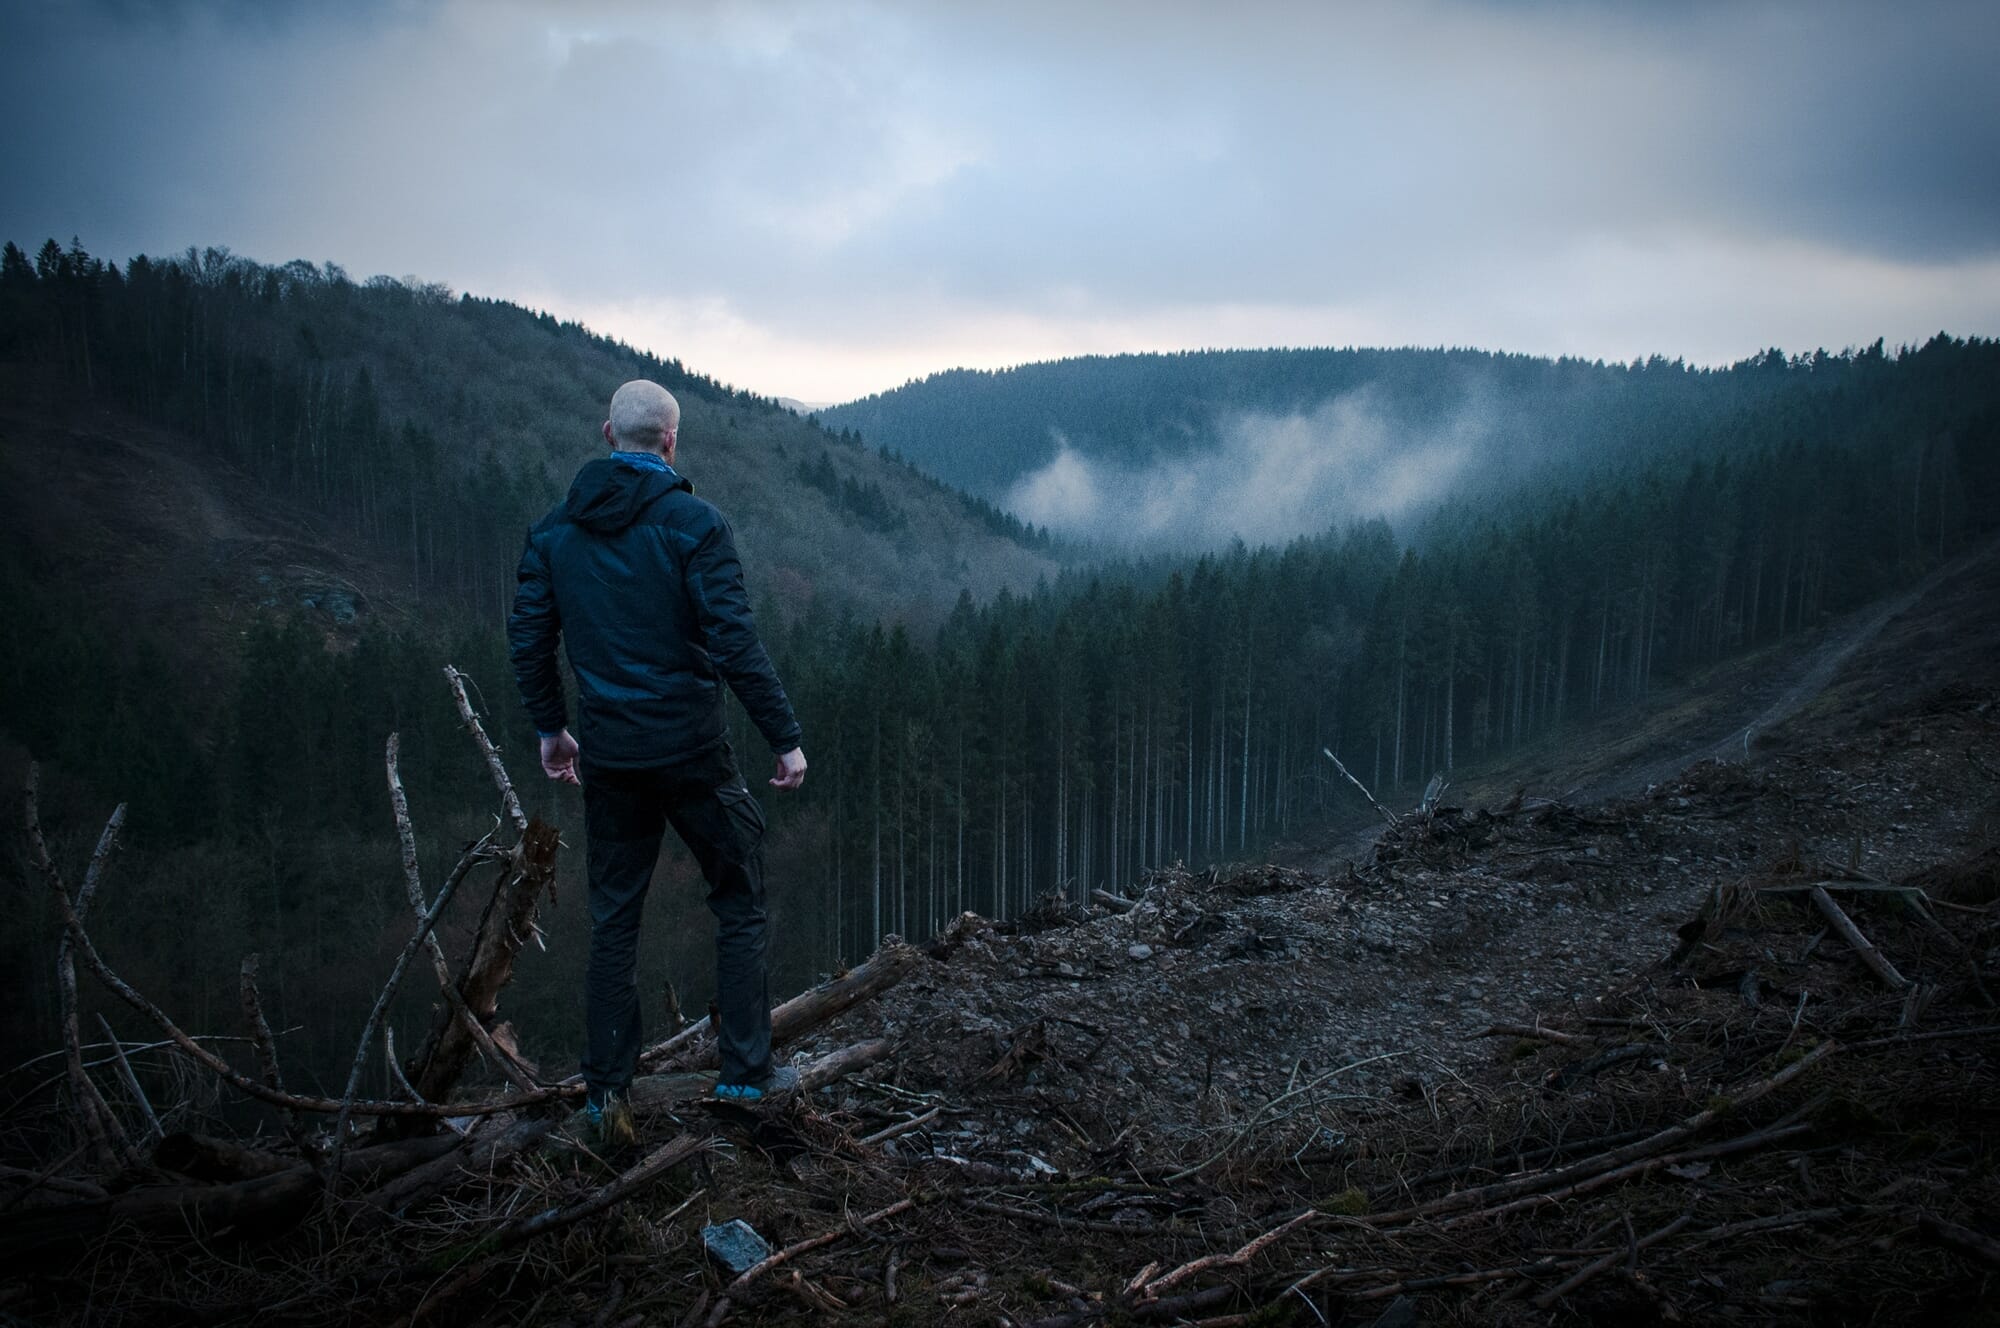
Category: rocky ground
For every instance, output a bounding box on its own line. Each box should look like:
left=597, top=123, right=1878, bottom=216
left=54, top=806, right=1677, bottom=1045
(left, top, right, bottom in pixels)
left=792, top=565, right=1999, bottom=1184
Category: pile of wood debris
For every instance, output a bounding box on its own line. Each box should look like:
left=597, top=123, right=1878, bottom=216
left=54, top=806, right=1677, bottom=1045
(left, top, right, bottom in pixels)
left=3, top=667, right=1997, bottom=1325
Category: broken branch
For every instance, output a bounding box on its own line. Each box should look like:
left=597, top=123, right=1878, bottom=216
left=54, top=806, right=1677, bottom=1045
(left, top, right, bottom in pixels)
left=443, top=664, right=527, bottom=834
left=1810, top=885, right=1912, bottom=990
left=1322, top=747, right=1398, bottom=827
left=386, top=734, right=535, bottom=1095
left=705, top=1196, right=922, bottom=1327
left=24, top=767, right=131, bottom=1172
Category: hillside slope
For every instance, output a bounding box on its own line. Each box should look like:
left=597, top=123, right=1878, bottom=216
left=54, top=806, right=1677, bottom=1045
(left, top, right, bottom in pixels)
left=8, top=499, right=1994, bottom=1327
left=821, top=340, right=2000, bottom=551
left=0, top=244, right=1060, bottom=635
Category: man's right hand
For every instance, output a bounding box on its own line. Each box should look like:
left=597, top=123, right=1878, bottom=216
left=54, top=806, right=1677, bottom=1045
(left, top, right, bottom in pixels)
left=540, top=729, right=582, bottom=785
left=770, top=747, right=807, bottom=791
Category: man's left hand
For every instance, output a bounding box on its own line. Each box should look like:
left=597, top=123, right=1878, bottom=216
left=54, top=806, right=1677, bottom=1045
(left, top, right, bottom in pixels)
left=540, top=729, right=582, bottom=785
left=770, top=746, right=807, bottom=791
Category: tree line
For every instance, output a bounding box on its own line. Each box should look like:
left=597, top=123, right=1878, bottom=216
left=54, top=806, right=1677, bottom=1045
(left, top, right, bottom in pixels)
left=819, top=339, right=1981, bottom=514
left=764, top=363, right=1993, bottom=959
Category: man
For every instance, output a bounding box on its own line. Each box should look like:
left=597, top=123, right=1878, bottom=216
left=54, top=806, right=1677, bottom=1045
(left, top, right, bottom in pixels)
left=509, top=379, right=808, bottom=1144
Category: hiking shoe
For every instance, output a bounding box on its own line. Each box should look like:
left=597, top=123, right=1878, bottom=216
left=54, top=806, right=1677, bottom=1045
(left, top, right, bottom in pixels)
left=577, top=1091, right=639, bottom=1148
left=714, top=1064, right=800, bottom=1102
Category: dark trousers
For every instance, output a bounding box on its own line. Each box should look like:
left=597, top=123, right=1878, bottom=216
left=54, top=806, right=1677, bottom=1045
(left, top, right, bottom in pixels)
left=580, top=743, right=772, bottom=1097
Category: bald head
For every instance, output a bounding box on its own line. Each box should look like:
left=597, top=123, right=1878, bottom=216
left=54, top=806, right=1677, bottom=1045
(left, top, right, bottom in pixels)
left=606, top=380, right=681, bottom=455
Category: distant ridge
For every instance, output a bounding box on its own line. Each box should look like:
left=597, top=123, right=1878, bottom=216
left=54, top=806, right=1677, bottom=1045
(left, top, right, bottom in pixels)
left=818, top=341, right=1987, bottom=552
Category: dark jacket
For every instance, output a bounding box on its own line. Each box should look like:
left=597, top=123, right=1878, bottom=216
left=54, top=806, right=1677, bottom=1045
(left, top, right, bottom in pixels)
left=509, top=453, right=802, bottom=769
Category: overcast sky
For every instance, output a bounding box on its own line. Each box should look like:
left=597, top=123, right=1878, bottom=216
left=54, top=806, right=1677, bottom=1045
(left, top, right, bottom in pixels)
left=5, top=0, right=1997, bottom=403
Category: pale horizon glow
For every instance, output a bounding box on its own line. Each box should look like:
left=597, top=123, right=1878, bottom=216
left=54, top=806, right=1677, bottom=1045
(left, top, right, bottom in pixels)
left=3, top=0, right=1997, bottom=404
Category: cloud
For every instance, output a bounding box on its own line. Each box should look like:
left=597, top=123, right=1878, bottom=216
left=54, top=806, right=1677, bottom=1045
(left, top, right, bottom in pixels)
left=1005, top=388, right=1482, bottom=552
left=2, top=0, right=1996, bottom=401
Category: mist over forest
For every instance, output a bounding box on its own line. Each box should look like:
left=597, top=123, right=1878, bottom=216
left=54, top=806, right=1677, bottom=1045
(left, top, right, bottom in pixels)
left=823, top=343, right=1955, bottom=554
left=1008, top=387, right=1484, bottom=550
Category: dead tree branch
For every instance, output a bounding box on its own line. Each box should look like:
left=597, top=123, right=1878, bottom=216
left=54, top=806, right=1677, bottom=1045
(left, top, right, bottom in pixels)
left=443, top=664, right=527, bottom=835
left=1133, top=1041, right=1836, bottom=1302
left=403, top=818, right=561, bottom=1105
left=326, top=783, right=497, bottom=1189
left=386, top=734, right=535, bottom=1094
left=648, top=942, right=923, bottom=1074
left=705, top=1196, right=923, bottom=1327
left=95, top=1012, right=161, bottom=1142
left=1810, top=885, right=1912, bottom=990
left=0, top=1134, right=462, bottom=1261
left=23, top=767, right=131, bottom=1172
left=1323, top=747, right=1399, bottom=827
left=43, top=869, right=566, bottom=1118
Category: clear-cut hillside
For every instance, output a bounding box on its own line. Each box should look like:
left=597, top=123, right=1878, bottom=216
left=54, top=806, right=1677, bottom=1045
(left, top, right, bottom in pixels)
left=0, top=245, right=1061, bottom=640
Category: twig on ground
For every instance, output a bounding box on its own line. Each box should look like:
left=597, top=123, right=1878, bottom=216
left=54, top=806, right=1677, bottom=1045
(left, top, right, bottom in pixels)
left=705, top=1197, right=923, bottom=1327
left=1532, top=1212, right=1692, bottom=1308
left=1918, top=1212, right=2000, bottom=1268
left=860, top=1106, right=941, bottom=1147
left=1166, top=1052, right=1405, bottom=1183
left=1810, top=885, right=1912, bottom=990
left=1477, top=1022, right=1595, bottom=1047
left=0, top=1144, right=101, bottom=1214
left=404, top=1135, right=718, bottom=1323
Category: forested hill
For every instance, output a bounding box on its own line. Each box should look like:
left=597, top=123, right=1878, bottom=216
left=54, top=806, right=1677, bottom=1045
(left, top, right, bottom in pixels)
left=5, top=237, right=1998, bottom=1098
left=819, top=343, right=2000, bottom=552
left=0, top=238, right=1058, bottom=632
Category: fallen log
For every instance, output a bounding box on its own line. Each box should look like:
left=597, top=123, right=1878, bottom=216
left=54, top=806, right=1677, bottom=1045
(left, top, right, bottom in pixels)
left=0, top=1150, right=104, bottom=1209
left=636, top=941, right=922, bottom=1074
left=626, top=1038, right=897, bottom=1113
left=798, top=1037, right=895, bottom=1092
left=395, top=1135, right=716, bottom=1324
left=349, top=1114, right=555, bottom=1233
left=0, top=1133, right=460, bottom=1261
left=152, top=1133, right=300, bottom=1183
left=1919, top=1212, right=2000, bottom=1268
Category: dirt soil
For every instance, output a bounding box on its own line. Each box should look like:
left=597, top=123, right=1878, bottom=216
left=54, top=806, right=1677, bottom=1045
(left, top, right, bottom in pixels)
left=764, top=547, right=2000, bottom=1325
left=5, top=550, right=1997, bottom=1326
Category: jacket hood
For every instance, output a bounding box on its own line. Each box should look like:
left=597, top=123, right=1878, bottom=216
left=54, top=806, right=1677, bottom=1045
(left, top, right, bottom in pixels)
left=564, top=456, right=691, bottom=534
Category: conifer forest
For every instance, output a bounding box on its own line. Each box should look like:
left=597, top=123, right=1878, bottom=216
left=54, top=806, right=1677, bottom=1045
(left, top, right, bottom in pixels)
left=4, top=238, right=1996, bottom=1082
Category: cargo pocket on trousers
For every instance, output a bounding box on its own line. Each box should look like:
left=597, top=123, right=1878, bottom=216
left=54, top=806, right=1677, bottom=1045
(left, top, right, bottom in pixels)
left=715, top=783, right=766, bottom=863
